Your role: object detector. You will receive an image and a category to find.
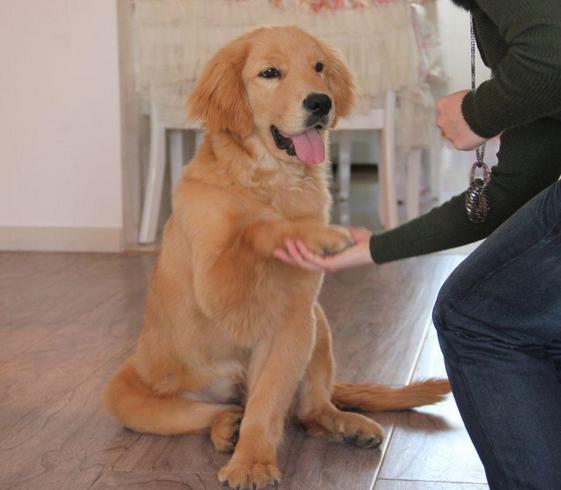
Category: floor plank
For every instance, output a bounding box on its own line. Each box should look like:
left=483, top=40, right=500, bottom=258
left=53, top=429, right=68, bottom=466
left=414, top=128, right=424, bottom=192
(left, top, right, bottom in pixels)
left=375, top=480, right=489, bottom=490
left=0, top=253, right=152, bottom=462
left=0, top=253, right=152, bottom=362
left=92, top=471, right=226, bottom=489
left=0, top=320, right=134, bottom=453
left=378, top=329, right=487, bottom=486
left=0, top=352, right=134, bottom=489
left=0, top=253, right=153, bottom=327
left=320, top=255, right=462, bottom=385
left=0, top=252, right=466, bottom=489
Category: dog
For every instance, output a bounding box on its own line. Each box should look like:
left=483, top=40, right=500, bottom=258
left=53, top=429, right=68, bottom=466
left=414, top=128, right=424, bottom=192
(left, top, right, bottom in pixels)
left=105, top=26, right=450, bottom=490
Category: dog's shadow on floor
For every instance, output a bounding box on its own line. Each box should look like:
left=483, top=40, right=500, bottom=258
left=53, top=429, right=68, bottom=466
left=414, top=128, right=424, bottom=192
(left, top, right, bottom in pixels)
left=374, top=407, right=453, bottom=432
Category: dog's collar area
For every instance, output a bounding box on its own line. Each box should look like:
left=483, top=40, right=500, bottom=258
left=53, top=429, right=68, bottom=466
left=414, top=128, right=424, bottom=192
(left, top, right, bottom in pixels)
left=271, top=125, right=296, bottom=156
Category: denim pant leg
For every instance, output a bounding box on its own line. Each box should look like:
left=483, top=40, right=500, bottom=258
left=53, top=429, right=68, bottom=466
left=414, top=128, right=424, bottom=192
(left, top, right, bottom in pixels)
left=433, top=180, right=561, bottom=490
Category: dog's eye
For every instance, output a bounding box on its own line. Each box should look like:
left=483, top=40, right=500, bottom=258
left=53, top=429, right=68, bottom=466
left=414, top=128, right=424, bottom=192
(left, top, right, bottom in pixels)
left=315, top=62, right=324, bottom=73
left=259, top=68, right=281, bottom=79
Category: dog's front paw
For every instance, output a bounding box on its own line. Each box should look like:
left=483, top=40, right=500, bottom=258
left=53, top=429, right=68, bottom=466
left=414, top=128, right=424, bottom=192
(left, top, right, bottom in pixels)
left=218, top=459, right=281, bottom=489
left=303, top=225, right=354, bottom=256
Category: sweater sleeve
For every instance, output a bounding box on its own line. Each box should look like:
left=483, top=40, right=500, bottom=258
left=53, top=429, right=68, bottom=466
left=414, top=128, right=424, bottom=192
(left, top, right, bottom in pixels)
left=462, top=1, right=561, bottom=138
left=370, top=119, right=561, bottom=264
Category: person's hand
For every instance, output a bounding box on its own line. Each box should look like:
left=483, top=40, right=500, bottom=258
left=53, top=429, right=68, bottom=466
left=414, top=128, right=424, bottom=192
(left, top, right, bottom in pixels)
left=436, top=90, right=487, bottom=151
left=273, top=227, right=374, bottom=272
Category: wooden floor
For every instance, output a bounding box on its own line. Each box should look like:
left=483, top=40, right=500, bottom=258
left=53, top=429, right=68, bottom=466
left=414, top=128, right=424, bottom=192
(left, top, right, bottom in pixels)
left=0, top=251, right=489, bottom=490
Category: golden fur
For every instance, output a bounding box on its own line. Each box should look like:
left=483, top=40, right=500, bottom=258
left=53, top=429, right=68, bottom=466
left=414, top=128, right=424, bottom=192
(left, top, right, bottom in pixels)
left=105, top=26, right=450, bottom=490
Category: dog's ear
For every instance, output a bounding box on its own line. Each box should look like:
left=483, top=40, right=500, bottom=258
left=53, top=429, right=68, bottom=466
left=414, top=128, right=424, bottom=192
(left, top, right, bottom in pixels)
left=188, top=37, right=253, bottom=137
left=324, top=45, right=356, bottom=125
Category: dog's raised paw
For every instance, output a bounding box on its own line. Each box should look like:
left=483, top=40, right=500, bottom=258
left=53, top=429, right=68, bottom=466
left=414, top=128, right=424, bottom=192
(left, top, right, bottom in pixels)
left=211, top=409, right=243, bottom=453
left=304, top=225, right=354, bottom=257
left=218, top=461, right=281, bottom=490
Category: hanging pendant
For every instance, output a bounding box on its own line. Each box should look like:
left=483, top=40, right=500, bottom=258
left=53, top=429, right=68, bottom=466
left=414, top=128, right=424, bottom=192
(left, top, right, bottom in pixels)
left=465, top=161, right=490, bottom=223
left=465, top=16, right=490, bottom=224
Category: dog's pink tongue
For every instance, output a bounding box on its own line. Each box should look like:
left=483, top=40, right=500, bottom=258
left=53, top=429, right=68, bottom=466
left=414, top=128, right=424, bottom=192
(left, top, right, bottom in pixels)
left=291, top=128, right=325, bottom=165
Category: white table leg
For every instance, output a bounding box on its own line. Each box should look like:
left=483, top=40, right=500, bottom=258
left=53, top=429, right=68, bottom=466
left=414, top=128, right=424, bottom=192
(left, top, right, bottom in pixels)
left=430, top=128, right=443, bottom=203
left=170, top=129, right=184, bottom=188
left=139, top=105, right=166, bottom=244
left=406, top=148, right=422, bottom=221
left=195, top=129, right=204, bottom=149
left=378, top=90, right=399, bottom=229
left=337, top=131, right=352, bottom=201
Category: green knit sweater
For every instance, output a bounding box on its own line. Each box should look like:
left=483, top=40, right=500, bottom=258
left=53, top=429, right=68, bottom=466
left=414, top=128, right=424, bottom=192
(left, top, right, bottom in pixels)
left=370, top=0, right=561, bottom=263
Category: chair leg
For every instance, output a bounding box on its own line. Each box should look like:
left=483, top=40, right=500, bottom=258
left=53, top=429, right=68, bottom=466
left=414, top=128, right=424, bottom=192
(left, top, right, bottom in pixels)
left=170, top=129, right=184, bottom=188
left=139, top=109, right=166, bottom=244
left=429, top=128, right=443, bottom=203
left=337, top=131, right=352, bottom=201
left=195, top=129, right=204, bottom=149
left=406, top=148, right=422, bottom=221
left=378, top=90, right=399, bottom=229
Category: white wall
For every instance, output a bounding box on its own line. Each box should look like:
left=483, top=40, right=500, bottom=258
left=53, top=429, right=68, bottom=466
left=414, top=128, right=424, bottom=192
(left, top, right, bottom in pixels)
left=0, top=1, right=123, bottom=250
left=437, top=0, right=491, bottom=93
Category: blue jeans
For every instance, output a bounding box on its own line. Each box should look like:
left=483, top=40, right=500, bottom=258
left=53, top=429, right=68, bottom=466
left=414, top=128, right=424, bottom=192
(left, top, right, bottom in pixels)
left=433, top=179, right=561, bottom=490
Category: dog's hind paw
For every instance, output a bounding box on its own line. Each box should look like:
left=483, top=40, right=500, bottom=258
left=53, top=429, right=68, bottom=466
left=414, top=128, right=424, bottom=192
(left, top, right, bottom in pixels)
left=211, top=409, right=243, bottom=453
left=302, top=406, right=384, bottom=449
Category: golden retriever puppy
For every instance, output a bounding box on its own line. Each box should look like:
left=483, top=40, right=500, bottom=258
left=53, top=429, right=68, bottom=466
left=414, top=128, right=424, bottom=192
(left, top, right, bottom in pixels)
left=105, top=26, right=450, bottom=490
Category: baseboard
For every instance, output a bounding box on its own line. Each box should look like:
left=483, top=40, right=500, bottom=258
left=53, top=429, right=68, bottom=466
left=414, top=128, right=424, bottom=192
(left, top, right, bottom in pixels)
left=0, top=226, right=123, bottom=252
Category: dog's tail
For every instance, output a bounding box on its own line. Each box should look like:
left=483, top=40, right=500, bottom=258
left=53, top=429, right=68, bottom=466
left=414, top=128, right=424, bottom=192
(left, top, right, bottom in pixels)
left=331, top=378, right=451, bottom=412
left=104, top=363, right=238, bottom=435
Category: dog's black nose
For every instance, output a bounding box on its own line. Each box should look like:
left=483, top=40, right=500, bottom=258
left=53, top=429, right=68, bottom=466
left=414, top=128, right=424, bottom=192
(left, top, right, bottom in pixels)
left=303, top=93, right=332, bottom=117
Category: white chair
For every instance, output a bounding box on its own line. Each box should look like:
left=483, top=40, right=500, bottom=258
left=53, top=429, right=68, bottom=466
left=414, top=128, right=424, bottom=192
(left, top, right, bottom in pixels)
left=139, top=89, right=410, bottom=244
left=334, top=90, right=399, bottom=230
left=402, top=130, right=443, bottom=221
left=139, top=88, right=203, bottom=244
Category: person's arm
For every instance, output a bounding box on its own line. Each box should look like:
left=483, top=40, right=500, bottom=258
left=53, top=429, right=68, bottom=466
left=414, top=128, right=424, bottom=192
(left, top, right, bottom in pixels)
left=462, top=0, right=561, bottom=138
left=371, top=119, right=561, bottom=263
left=274, top=119, right=561, bottom=270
